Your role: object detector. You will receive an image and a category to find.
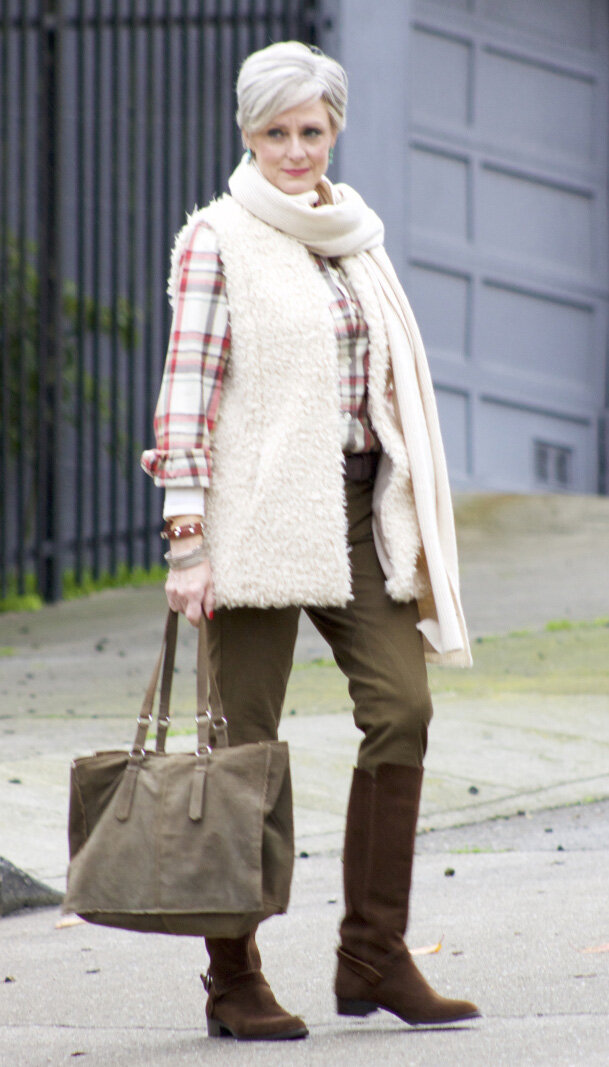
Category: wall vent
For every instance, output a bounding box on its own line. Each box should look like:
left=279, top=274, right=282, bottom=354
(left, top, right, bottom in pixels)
left=533, top=440, right=573, bottom=490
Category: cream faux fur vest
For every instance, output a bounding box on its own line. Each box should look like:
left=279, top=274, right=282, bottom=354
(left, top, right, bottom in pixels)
left=173, top=196, right=425, bottom=610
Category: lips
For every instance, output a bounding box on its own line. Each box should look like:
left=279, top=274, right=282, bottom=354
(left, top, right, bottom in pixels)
left=283, top=169, right=309, bottom=176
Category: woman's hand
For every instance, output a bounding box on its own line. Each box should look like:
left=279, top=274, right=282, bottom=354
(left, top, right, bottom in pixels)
left=163, top=515, right=214, bottom=627
left=165, top=557, right=215, bottom=627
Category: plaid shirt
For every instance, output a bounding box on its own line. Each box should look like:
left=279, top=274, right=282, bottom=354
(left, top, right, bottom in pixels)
left=142, top=220, right=379, bottom=488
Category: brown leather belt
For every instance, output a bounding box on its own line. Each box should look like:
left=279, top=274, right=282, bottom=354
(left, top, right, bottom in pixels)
left=344, top=451, right=380, bottom=482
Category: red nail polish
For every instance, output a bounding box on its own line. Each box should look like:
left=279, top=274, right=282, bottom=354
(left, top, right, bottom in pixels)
left=208, top=610, right=214, bottom=620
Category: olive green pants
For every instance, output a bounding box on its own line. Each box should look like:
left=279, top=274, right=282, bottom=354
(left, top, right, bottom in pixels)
left=205, top=477, right=433, bottom=773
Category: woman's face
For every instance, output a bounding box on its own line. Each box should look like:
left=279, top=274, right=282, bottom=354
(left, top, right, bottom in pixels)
left=243, top=99, right=337, bottom=196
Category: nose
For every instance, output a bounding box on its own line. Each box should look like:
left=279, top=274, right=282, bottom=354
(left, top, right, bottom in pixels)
left=286, top=134, right=306, bottom=160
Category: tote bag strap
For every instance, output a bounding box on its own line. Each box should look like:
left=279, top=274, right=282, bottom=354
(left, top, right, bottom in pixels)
left=130, top=610, right=228, bottom=756
left=154, top=610, right=179, bottom=753
left=194, top=613, right=229, bottom=752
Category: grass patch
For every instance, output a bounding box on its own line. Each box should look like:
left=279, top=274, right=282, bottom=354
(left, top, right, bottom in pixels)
left=0, top=593, right=43, bottom=613
left=451, top=846, right=494, bottom=855
left=63, top=563, right=165, bottom=599
left=0, top=573, right=44, bottom=613
left=279, top=621, right=609, bottom=716
left=545, top=617, right=609, bottom=632
left=292, top=658, right=335, bottom=670
left=430, top=624, right=609, bottom=697
left=0, top=564, right=165, bottom=612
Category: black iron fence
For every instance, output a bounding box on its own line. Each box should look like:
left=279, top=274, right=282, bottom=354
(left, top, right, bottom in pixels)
left=0, top=0, right=324, bottom=603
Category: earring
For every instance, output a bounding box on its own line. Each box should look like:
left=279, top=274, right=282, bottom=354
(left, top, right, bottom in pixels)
left=328, top=146, right=334, bottom=165
left=245, top=147, right=253, bottom=163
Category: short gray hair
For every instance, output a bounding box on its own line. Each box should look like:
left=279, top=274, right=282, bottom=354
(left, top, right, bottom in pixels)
left=236, top=41, right=348, bottom=134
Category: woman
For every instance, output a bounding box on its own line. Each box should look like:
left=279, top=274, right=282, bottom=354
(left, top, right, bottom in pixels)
left=142, top=41, right=479, bottom=1041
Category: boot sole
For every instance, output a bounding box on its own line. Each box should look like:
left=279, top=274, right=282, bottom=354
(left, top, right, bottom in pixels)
left=207, top=1018, right=309, bottom=1041
left=337, top=997, right=481, bottom=1026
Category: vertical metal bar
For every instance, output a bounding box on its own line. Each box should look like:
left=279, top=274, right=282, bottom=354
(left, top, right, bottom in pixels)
left=74, top=0, right=86, bottom=583
left=230, top=0, right=241, bottom=166
left=196, top=0, right=206, bottom=199
left=262, top=0, right=272, bottom=47
left=90, top=0, right=101, bottom=577
left=142, top=0, right=155, bottom=568
left=125, top=0, right=137, bottom=569
left=16, top=0, right=29, bottom=594
left=0, top=0, right=9, bottom=597
left=213, top=0, right=224, bottom=195
left=109, top=0, right=120, bottom=575
left=36, top=0, right=64, bottom=601
left=280, top=0, right=291, bottom=41
left=297, top=0, right=306, bottom=42
left=160, top=0, right=171, bottom=344
left=308, top=0, right=321, bottom=47
left=249, top=0, right=258, bottom=55
left=180, top=0, right=188, bottom=211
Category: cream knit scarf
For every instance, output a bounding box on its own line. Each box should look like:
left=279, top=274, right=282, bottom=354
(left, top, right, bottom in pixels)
left=228, top=155, right=470, bottom=661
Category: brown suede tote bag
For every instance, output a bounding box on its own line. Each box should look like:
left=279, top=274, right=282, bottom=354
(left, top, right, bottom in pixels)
left=63, top=610, right=294, bottom=937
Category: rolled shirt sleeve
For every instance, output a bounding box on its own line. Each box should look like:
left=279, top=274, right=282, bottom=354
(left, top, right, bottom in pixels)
left=141, top=220, right=230, bottom=492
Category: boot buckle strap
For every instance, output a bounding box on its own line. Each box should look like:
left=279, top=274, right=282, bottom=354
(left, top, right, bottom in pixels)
left=337, top=948, right=383, bottom=987
left=202, top=968, right=264, bottom=999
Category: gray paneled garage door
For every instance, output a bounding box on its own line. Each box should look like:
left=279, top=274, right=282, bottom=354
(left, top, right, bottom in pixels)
left=407, top=0, right=609, bottom=493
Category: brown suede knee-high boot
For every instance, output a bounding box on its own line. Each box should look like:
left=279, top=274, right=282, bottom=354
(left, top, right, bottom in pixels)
left=335, top=764, right=480, bottom=1026
left=203, top=930, right=308, bottom=1041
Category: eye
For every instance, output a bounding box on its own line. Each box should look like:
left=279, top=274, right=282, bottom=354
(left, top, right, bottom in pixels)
left=266, top=127, right=285, bottom=139
left=303, top=127, right=323, bottom=138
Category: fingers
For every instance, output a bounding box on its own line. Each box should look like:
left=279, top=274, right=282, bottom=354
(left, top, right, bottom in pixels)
left=165, top=588, right=182, bottom=615
left=167, top=586, right=203, bottom=628
left=184, top=599, right=203, bottom=627
left=203, top=582, right=215, bottom=621
left=164, top=560, right=214, bottom=628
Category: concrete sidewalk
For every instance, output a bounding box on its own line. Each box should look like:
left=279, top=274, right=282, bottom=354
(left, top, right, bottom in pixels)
left=1, top=492, right=608, bottom=1064
left=2, top=802, right=608, bottom=1066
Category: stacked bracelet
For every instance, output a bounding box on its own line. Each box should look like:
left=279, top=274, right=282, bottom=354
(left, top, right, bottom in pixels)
left=161, top=521, right=205, bottom=541
left=164, top=546, right=206, bottom=571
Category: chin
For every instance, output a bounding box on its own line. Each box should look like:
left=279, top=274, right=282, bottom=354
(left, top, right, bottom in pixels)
left=279, top=177, right=316, bottom=195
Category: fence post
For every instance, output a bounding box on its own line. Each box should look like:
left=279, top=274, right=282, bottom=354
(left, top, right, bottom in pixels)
left=36, top=0, right=63, bottom=602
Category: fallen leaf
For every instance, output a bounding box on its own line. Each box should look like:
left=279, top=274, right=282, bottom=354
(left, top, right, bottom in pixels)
left=411, top=938, right=443, bottom=957
left=55, top=915, right=86, bottom=929
left=581, top=943, right=609, bottom=954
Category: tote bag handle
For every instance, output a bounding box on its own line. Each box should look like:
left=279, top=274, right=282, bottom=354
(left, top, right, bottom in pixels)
left=129, top=610, right=228, bottom=757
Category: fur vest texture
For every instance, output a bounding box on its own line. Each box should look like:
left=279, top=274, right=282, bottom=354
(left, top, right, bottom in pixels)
left=172, top=196, right=425, bottom=611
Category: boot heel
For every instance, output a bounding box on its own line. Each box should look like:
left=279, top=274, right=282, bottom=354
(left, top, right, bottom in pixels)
left=336, top=997, right=378, bottom=1017
left=207, top=1017, right=233, bottom=1038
